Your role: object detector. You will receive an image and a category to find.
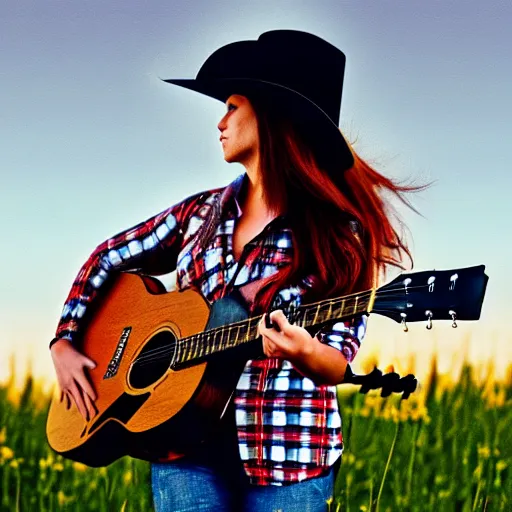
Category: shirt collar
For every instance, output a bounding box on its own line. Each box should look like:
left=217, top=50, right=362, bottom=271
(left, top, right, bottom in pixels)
left=219, top=172, right=246, bottom=218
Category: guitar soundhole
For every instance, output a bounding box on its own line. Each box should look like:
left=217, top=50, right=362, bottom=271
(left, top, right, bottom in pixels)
left=129, top=330, right=176, bottom=390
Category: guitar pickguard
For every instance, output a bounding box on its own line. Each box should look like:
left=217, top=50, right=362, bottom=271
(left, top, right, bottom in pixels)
left=85, top=392, right=151, bottom=437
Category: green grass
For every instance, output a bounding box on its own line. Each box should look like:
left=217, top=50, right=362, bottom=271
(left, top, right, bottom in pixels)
left=0, top=360, right=511, bottom=511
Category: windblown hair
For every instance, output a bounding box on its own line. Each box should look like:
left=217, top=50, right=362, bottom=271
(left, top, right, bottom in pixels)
left=242, top=90, right=430, bottom=314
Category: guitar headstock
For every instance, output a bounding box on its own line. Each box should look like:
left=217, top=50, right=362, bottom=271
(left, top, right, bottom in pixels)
left=372, top=265, right=488, bottom=327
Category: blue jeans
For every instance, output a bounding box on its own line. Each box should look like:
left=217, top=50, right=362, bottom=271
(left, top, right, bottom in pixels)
left=151, top=459, right=334, bottom=512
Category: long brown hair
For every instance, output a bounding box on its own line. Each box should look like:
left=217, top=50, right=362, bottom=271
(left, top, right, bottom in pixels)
left=242, top=90, right=430, bottom=313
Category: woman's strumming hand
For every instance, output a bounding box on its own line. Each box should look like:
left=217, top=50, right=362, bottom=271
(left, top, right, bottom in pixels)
left=50, top=339, right=97, bottom=421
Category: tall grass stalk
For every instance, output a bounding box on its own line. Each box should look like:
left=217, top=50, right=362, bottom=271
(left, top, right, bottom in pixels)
left=405, top=420, right=419, bottom=503
left=375, top=414, right=401, bottom=512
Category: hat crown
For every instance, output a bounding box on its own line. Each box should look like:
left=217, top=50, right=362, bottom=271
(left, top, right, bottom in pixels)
left=195, top=30, right=346, bottom=126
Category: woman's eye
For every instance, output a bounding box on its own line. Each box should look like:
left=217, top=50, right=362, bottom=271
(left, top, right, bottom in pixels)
left=227, top=103, right=236, bottom=111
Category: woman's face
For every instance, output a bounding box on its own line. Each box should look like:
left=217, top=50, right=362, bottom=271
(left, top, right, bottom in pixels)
left=217, top=94, right=260, bottom=168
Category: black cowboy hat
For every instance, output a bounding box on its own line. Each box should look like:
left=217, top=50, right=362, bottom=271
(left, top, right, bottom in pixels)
left=161, top=29, right=354, bottom=170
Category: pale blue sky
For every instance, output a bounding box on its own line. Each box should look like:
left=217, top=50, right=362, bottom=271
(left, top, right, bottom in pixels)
left=1, top=0, right=510, bottom=382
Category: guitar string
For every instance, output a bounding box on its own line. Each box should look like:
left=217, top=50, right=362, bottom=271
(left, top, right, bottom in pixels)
left=131, top=283, right=434, bottom=367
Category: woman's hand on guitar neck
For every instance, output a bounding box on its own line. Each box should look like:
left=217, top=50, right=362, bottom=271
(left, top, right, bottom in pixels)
left=50, top=339, right=97, bottom=421
left=258, top=310, right=316, bottom=362
left=257, top=309, right=349, bottom=386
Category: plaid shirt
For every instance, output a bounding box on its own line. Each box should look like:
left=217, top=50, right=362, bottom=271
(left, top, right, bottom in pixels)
left=55, top=172, right=367, bottom=486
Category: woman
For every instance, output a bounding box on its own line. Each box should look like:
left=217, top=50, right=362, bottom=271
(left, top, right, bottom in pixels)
left=50, top=30, right=422, bottom=511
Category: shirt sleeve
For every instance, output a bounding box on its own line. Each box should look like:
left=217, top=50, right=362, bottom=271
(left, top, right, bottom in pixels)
left=313, top=314, right=368, bottom=363
left=54, top=190, right=206, bottom=345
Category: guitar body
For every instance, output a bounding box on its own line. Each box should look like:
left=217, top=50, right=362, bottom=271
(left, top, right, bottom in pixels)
left=46, top=273, right=253, bottom=467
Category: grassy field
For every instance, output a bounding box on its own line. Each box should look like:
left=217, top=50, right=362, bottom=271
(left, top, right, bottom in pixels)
left=0, top=358, right=510, bottom=511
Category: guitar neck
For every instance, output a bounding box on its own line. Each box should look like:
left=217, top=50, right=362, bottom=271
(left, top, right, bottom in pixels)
left=173, top=290, right=371, bottom=366
left=170, top=263, right=489, bottom=367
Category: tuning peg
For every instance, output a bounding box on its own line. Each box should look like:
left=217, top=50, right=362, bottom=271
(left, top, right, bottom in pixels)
left=449, top=273, right=459, bottom=291
left=401, top=313, right=408, bottom=332
left=425, top=310, right=433, bottom=330
left=449, top=309, right=458, bottom=328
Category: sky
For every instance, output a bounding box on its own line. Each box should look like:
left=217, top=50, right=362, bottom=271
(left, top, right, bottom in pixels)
left=1, top=0, right=511, bottom=386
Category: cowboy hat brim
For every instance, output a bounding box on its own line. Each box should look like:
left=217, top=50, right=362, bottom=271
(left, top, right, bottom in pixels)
left=161, top=77, right=354, bottom=170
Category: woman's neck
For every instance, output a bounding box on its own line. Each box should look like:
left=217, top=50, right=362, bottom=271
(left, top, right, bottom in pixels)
left=240, top=172, right=278, bottom=220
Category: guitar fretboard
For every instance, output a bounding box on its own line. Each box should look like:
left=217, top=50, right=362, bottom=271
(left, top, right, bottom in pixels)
left=173, top=290, right=371, bottom=366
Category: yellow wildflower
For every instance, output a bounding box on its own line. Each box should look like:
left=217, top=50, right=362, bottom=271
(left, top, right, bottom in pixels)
left=0, top=446, right=14, bottom=460
left=390, top=406, right=400, bottom=423
left=72, top=462, right=88, bottom=472
left=123, top=470, right=133, bottom=484
left=0, top=427, right=6, bottom=444
left=39, top=458, right=47, bottom=470
left=6, top=385, right=20, bottom=407
left=99, top=466, right=108, bottom=476
left=435, top=475, right=446, bottom=486
left=485, top=391, right=496, bottom=409
left=344, top=453, right=355, bottom=465
left=410, top=405, right=429, bottom=422
left=53, top=462, right=64, bottom=471
left=496, top=460, right=507, bottom=472
left=355, top=460, right=365, bottom=470
left=495, top=388, right=505, bottom=407
left=9, top=460, right=18, bottom=469
left=359, top=407, right=370, bottom=417
left=477, top=445, right=491, bottom=459
left=57, top=491, right=73, bottom=507
left=364, top=395, right=380, bottom=409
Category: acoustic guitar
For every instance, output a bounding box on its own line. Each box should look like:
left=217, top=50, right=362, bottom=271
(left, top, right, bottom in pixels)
left=46, top=264, right=488, bottom=467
